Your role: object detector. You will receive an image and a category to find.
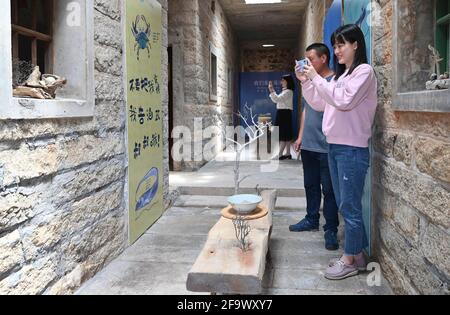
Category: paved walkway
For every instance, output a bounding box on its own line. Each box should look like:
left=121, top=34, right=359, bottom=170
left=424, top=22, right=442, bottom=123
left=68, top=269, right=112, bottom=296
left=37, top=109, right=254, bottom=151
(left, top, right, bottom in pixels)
left=170, top=150, right=304, bottom=197
left=77, top=154, right=392, bottom=295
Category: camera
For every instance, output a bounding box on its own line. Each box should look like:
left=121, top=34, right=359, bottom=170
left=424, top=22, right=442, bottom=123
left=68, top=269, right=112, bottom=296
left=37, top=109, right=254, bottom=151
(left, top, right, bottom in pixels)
left=296, top=59, right=309, bottom=72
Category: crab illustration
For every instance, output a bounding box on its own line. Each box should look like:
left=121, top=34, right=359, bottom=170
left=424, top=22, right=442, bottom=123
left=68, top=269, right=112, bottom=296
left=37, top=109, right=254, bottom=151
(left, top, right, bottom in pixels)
left=131, top=15, right=152, bottom=60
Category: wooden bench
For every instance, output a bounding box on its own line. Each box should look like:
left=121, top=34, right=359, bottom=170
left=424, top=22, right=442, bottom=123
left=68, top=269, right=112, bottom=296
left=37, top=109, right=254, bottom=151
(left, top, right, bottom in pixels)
left=186, top=190, right=277, bottom=295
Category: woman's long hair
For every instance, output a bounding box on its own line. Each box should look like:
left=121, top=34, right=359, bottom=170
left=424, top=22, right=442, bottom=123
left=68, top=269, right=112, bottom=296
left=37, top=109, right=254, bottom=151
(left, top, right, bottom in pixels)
left=331, top=24, right=368, bottom=80
left=283, top=74, right=295, bottom=91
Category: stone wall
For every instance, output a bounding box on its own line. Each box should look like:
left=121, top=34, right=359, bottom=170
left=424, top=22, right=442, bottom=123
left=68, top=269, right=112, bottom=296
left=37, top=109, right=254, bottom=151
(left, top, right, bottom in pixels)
left=168, top=0, right=238, bottom=171
left=297, top=0, right=331, bottom=57
left=241, top=48, right=295, bottom=72
left=372, top=0, right=450, bottom=295
left=0, top=0, right=170, bottom=294
left=159, top=0, right=171, bottom=209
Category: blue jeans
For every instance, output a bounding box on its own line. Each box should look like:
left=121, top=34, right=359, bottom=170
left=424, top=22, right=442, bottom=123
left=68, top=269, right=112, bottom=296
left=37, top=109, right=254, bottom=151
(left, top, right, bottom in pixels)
left=301, top=150, right=339, bottom=233
left=328, top=144, right=369, bottom=256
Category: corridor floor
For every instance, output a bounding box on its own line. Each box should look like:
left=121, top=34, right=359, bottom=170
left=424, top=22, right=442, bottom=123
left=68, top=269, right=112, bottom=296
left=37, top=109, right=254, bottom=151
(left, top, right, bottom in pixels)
left=77, top=154, right=392, bottom=295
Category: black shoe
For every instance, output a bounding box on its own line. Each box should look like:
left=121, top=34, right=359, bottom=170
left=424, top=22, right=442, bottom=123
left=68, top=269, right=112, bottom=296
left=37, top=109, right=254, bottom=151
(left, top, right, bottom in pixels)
left=289, top=219, right=320, bottom=232
left=279, top=155, right=292, bottom=160
left=324, top=230, right=339, bottom=251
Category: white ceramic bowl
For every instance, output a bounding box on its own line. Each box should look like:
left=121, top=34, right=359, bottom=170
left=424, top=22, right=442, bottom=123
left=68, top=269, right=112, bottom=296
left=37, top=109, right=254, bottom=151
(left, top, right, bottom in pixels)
left=228, top=194, right=263, bottom=214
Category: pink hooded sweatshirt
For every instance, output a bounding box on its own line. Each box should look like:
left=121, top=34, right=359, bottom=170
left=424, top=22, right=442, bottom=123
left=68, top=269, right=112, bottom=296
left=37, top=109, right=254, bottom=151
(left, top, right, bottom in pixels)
left=301, top=63, right=378, bottom=148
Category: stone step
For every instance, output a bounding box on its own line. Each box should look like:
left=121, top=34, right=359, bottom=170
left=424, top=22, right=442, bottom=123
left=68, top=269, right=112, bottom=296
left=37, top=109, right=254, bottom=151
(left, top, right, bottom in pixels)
left=175, top=186, right=305, bottom=198
left=173, top=195, right=306, bottom=211
left=276, top=197, right=306, bottom=211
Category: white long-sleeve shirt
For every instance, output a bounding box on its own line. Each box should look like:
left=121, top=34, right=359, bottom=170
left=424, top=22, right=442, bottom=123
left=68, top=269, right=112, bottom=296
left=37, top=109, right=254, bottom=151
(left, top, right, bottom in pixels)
left=269, top=89, right=294, bottom=110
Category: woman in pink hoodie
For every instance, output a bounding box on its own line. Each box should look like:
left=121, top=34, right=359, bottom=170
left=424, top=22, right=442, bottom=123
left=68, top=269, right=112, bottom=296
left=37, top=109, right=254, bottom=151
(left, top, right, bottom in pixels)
left=295, top=24, right=377, bottom=281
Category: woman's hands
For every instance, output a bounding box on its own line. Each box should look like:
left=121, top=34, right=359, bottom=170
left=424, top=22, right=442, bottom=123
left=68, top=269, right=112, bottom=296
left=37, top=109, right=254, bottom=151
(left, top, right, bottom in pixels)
left=303, top=62, right=318, bottom=80
left=268, top=81, right=275, bottom=93
left=295, top=64, right=308, bottom=82
left=295, top=58, right=318, bottom=81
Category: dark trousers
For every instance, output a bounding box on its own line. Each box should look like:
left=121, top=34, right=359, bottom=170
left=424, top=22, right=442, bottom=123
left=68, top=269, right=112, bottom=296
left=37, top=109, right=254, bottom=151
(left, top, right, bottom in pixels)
left=301, top=149, right=339, bottom=233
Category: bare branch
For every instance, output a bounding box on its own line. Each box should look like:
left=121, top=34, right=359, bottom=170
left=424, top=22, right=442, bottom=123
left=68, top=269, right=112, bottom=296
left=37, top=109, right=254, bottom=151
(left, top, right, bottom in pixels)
left=216, top=114, right=243, bottom=151
left=237, top=111, right=254, bottom=138
left=215, top=104, right=269, bottom=195
left=238, top=175, right=250, bottom=184
left=225, top=137, right=243, bottom=151
left=246, top=107, right=259, bottom=139
left=233, top=215, right=252, bottom=252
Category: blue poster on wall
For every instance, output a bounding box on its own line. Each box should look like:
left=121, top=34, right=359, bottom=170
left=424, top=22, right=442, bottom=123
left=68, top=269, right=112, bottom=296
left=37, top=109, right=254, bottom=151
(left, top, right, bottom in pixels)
left=343, top=0, right=373, bottom=256
left=323, top=0, right=343, bottom=69
left=343, top=0, right=372, bottom=63
left=239, top=72, right=299, bottom=138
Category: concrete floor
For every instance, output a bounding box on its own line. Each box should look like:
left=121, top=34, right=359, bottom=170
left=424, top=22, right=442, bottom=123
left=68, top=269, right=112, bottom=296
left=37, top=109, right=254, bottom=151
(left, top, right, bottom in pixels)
left=170, top=149, right=304, bottom=197
left=76, top=154, right=393, bottom=295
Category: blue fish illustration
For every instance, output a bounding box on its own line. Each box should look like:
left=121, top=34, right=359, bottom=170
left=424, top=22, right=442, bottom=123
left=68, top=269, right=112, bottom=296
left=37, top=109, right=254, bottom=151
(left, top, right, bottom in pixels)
left=135, top=167, right=159, bottom=211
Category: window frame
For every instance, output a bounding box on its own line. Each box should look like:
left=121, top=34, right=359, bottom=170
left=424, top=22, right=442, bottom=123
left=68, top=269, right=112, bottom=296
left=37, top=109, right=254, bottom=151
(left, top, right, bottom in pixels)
left=209, top=44, right=218, bottom=102
left=392, top=0, right=450, bottom=113
left=11, top=0, right=54, bottom=74
left=435, top=0, right=450, bottom=74
left=1, top=0, right=95, bottom=120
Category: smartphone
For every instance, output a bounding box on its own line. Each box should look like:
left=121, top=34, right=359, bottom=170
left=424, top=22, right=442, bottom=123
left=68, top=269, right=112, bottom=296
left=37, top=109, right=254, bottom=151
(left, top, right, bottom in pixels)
left=296, top=59, right=309, bottom=72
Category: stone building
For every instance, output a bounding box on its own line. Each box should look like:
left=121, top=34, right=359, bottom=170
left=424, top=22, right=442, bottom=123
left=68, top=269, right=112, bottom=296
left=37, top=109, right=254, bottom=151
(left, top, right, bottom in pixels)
left=0, top=0, right=449, bottom=295
left=371, top=0, right=449, bottom=295
left=0, top=0, right=170, bottom=294
left=168, top=0, right=238, bottom=171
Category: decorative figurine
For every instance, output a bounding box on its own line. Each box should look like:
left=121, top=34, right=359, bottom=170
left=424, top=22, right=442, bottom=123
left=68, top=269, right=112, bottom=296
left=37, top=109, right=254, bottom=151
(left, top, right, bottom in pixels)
left=426, top=45, right=449, bottom=90
left=429, top=45, right=444, bottom=77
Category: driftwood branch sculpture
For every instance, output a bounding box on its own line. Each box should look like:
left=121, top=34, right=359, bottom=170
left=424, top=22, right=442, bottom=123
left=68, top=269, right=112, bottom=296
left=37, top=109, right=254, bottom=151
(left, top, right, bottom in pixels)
left=232, top=215, right=252, bottom=252
left=13, top=66, right=67, bottom=99
left=217, top=104, right=271, bottom=195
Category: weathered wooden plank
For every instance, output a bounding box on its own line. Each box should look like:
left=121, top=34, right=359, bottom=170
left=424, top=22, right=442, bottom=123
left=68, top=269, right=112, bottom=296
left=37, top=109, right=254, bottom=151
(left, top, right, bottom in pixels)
left=11, top=25, right=52, bottom=42
left=186, top=190, right=277, bottom=294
